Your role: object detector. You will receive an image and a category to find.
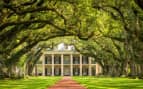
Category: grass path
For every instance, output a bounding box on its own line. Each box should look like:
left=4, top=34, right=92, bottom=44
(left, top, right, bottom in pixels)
left=0, top=77, right=61, bottom=89
left=73, top=77, right=143, bottom=89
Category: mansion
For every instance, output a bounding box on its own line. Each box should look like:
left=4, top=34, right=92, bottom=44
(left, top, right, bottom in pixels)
left=33, top=43, right=102, bottom=76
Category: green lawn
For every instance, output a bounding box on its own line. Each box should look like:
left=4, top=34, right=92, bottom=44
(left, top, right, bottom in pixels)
left=73, top=77, right=143, bottom=89
left=1, top=76, right=143, bottom=89
left=0, top=76, right=61, bottom=89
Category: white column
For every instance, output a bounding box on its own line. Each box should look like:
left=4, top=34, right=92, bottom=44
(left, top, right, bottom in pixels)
left=35, top=64, right=38, bottom=76
left=88, top=57, right=92, bottom=76
left=80, top=54, right=82, bottom=76
left=52, top=54, right=54, bottom=76
left=96, top=63, right=99, bottom=75
left=61, top=54, right=64, bottom=76
left=70, top=54, right=73, bottom=76
left=33, top=66, right=35, bottom=76
left=42, top=54, right=45, bottom=76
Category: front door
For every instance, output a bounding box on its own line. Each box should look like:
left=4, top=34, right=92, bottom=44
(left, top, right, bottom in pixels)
left=64, top=66, right=70, bottom=76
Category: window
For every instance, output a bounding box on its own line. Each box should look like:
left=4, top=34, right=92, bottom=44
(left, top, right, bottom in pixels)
left=45, top=55, right=51, bottom=64
left=73, top=56, right=80, bottom=64
left=64, top=55, right=70, bottom=64
left=54, top=56, right=61, bottom=64
left=82, top=56, right=89, bottom=64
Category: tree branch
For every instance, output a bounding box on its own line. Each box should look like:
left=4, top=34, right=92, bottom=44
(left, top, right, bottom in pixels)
left=0, top=20, right=65, bottom=32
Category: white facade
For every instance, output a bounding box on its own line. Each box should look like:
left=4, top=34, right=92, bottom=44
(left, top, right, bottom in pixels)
left=33, top=51, right=102, bottom=76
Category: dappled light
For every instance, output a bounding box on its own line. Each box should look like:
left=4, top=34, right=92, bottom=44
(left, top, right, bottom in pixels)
left=0, top=0, right=143, bottom=89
